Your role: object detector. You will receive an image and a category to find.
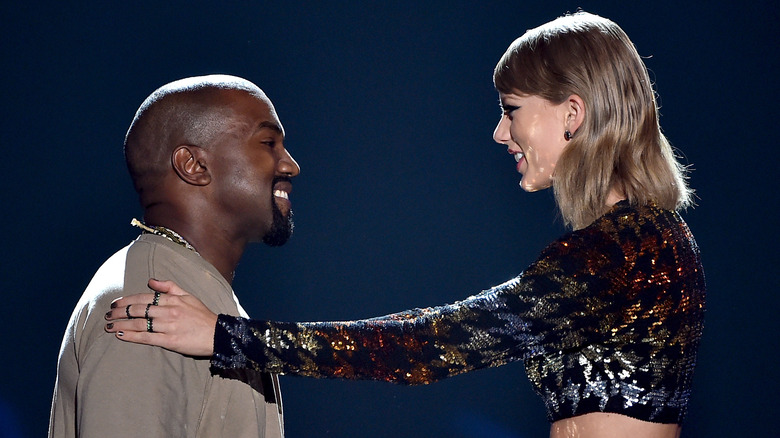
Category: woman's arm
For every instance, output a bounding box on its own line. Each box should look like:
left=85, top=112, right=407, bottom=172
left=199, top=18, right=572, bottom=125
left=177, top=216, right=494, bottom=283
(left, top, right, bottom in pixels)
left=107, top=277, right=543, bottom=383
left=210, top=278, right=533, bottom=384
left=107, top=226, right=623, bottom=384
left=206, top=225, right=628, bottom=384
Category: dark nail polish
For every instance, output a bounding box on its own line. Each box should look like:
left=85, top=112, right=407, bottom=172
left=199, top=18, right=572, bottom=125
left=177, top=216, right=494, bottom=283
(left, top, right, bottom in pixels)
left=106, top=323, right=113, bottom=330
left=105, top=311, right=111, bottom=319
left=110, top=302, right=117, bottom=309
left=117, top=331, right=124, bottom=337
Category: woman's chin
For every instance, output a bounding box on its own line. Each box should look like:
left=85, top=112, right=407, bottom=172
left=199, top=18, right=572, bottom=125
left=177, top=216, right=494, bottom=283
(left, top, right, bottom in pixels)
left=519, top=178, right=551, bottom=192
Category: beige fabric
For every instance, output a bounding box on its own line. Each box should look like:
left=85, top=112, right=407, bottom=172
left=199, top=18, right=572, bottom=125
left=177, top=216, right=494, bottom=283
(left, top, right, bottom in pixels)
left=49, top=234, right=283, bottom=437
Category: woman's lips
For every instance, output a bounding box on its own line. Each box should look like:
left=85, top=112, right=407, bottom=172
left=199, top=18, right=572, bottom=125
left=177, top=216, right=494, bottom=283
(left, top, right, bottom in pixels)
left=514, top=152, right=525, bottom=173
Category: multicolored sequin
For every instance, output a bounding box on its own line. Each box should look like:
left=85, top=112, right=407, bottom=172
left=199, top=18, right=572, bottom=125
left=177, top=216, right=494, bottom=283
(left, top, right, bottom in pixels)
left=212, top=201, right=705, bottom=423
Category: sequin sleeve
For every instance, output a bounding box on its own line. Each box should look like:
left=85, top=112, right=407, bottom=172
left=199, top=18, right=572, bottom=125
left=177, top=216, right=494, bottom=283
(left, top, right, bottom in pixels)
left=211, top=203, right=704, bottom=393
left=211, top=222, right=637, bottom=385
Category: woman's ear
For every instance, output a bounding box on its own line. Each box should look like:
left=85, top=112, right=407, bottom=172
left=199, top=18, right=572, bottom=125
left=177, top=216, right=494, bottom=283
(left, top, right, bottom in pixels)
left=172, top=145, right=211, bottom=186
left=565, top=94, right=586, bottom=134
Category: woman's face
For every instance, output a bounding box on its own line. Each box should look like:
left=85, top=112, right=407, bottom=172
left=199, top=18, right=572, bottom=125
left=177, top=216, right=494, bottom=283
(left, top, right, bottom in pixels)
left=493, top=93, right=572, bottom=192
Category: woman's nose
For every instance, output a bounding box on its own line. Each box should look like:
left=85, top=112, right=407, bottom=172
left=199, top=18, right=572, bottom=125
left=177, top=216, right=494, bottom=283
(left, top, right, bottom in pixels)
left=493, top=116, right=510, bottom=145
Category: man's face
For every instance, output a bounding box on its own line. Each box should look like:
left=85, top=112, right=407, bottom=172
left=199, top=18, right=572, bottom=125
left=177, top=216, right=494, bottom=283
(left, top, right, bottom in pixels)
left=208, top=90, right=300, bottom=245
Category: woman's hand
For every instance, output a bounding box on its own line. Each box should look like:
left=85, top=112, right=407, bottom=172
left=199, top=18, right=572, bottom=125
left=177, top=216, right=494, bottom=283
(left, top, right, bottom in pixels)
left=104, top=279, right=218, bottom=357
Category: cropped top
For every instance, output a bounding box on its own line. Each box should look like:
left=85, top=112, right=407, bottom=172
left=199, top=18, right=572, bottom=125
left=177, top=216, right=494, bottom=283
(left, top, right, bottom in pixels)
left=211, top=201, right=706, bottom=423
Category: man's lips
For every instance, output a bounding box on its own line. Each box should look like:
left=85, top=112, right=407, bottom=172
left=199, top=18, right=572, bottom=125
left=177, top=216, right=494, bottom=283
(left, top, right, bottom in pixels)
left=273, top=180, right=292, bottom=209
left=273, top=180, right=292, bottom=196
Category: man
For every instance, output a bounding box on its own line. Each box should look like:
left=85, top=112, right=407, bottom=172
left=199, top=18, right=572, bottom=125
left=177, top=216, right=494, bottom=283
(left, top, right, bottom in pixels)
left=49, top=75, right=300, bottom=437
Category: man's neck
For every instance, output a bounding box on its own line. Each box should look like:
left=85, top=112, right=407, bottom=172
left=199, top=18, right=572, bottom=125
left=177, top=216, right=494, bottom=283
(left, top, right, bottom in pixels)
left=142, top=215, right=247, bottom=285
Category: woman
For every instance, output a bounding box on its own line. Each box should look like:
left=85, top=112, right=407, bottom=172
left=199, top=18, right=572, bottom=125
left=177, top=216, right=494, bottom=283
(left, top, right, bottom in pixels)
left=106, top=11, right=705, bottom=437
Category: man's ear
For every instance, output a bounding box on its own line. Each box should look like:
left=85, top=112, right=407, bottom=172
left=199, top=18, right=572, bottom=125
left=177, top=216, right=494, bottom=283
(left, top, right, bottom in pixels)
left=172, top=145, right=211, bottom=186
left=565, top=94, right=586, bottom=134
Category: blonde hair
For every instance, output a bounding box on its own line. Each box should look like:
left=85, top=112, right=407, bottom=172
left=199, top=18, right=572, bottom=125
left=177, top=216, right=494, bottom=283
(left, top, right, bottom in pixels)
left=493, top=11, right=693, bottom=229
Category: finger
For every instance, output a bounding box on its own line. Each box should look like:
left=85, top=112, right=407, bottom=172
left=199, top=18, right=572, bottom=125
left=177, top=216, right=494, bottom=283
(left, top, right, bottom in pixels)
left=114, top=330, right=172, bottom=349
left=105, top=316, right=172, bottom=335
left=109, top=293, right=155, bottom=310
left=148, top=279, right=189, bottom=297
left=105, top=301, right=167, bottom=321
left=105, top=302, right=137, bottom=321
left=105, top=318, right=149, bottom=333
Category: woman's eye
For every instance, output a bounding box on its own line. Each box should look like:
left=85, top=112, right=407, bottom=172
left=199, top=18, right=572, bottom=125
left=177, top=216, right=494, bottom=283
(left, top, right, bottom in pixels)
left=502, top=105, right=520, bottom=120
left=503, top=105, right=519, bottom=115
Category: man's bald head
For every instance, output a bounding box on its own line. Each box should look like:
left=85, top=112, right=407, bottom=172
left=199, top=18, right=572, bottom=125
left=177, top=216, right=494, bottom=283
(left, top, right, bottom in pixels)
left=124, top=75, right=270, bottom=204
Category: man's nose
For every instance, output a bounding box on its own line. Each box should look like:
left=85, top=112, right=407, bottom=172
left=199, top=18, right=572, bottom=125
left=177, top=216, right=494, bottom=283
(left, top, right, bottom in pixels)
left=277, top=147, right=300, bottom=177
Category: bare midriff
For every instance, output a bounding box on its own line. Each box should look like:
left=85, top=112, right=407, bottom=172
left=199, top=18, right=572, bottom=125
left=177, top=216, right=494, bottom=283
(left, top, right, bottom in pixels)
left=550, top=413, right=681, bottom=438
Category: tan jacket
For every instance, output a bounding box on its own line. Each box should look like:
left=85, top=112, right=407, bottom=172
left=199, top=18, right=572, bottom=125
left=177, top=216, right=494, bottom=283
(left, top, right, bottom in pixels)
left=49, top=234, right=283, bottom=437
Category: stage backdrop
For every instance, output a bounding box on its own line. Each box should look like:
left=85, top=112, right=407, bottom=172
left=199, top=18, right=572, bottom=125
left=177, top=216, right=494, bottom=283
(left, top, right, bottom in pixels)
left=1, top=1, right=776, bottom=437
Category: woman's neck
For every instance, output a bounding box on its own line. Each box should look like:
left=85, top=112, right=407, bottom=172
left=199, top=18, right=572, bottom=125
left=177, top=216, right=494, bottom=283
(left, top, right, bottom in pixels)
left=606, top=189, right=625, bottom=207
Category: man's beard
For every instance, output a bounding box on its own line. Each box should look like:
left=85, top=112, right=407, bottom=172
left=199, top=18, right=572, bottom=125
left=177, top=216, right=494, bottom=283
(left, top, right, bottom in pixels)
left=262, top=200, right=294, bottom=247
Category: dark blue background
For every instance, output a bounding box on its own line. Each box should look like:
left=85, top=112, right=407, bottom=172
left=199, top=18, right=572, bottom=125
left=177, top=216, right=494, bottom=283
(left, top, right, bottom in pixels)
left=1, top=1, right=777, bottom=436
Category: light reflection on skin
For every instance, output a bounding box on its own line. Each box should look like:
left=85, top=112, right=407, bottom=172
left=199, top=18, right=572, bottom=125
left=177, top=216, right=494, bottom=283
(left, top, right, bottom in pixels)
left=493, top=93, right=581, bottom=192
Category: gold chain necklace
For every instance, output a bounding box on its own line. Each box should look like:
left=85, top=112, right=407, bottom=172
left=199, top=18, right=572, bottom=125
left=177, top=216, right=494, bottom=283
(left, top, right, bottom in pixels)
left=130, top=218, right=198, bottom=254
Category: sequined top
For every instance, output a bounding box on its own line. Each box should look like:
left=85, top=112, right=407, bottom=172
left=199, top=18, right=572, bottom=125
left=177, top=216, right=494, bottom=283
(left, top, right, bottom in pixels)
left=211, top=201, right=705, bottom=424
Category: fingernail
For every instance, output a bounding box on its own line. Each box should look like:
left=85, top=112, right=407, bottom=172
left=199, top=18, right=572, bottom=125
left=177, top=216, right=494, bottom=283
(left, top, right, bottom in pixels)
left=110, top=302, right=117, bottom=309
left=117, top=331, right=124, bottom=337
left=106, top=323, right=113, bottom=330
left=105, top=311, right=111, bottom=319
